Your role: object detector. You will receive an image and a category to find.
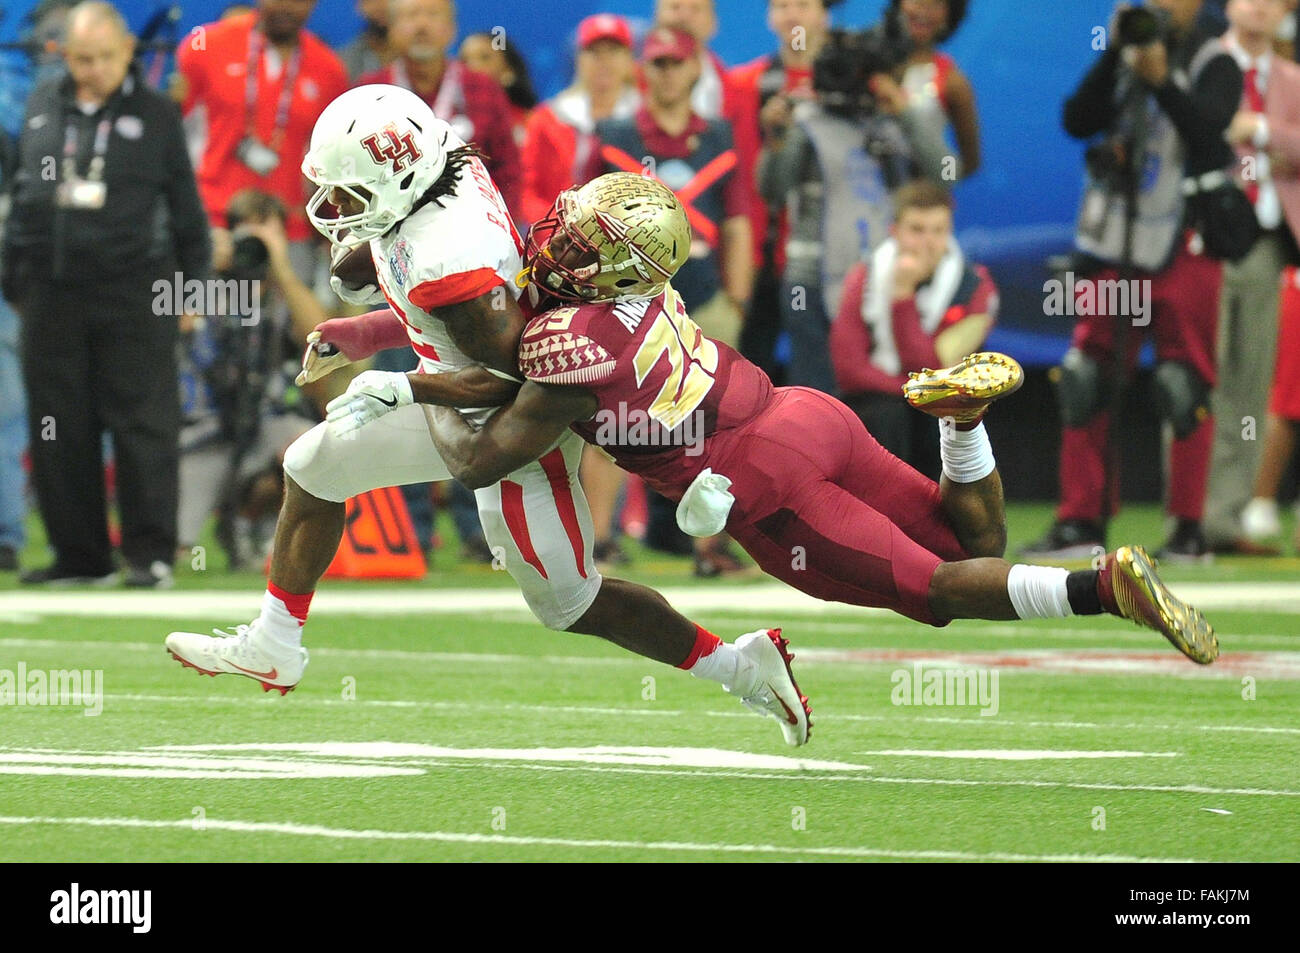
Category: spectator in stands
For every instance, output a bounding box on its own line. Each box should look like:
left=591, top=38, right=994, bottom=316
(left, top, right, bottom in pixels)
left=0, top=128, right=23, bottom=572
left=3, top=2, right=210, bottom=587
left=588, top=26, right=752, bottom=575
left=1240, top=266, right=1300, bottom=551
left=829, top=181, right=997, bottom=479
left=363, top=0, right=522, bottom=219
left=338, top=0, right=394, bottom=81
left=655, top=0, right=760, bottom=243
left=521, top=14, right=638, bottom=226
left=730, top=0, right=832, bottom=380
left=891, top=0, right=980, bottom=180
left=178, top=190, right=318, bottom=567
left=758, top=28, right=951, bottom=394
left=175, top=0, right=347, bottom=296
left=1022, top=0, right=1240, bottom=562
left=459, top=30, right=539, bottom=148
left=1205, top=0, right=1300, bottom=552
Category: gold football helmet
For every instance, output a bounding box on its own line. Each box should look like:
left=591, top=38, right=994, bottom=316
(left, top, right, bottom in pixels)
left=525, top=172, right=692, bottom=301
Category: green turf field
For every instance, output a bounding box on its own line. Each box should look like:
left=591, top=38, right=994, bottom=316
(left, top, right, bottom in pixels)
left=1, top=503, right=1297, bottom=862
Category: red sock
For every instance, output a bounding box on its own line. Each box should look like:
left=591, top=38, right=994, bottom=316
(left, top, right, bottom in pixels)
left=267, top=581, right=314, bottom=626
left=676, top=624, right=722, bottom=670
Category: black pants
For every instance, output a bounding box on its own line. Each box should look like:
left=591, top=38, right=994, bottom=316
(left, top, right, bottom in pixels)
left=18, top=275, right=179, bottom=573
left=842, top=391, right=942, bottom=483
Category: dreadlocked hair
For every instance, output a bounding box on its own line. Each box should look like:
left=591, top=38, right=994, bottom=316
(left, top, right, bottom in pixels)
left=409, top=144, right=489, bottom=214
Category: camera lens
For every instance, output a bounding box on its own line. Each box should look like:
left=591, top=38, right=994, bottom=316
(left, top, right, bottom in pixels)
left=1117, top=7, right=1160, bottom=46
left=229, top=233, right=269, bottom=274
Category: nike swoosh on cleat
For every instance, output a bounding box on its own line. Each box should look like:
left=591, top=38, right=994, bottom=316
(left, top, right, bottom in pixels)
left=767, top=683, right=800, bottom=725
left=227, top=661, right=279, bottom=680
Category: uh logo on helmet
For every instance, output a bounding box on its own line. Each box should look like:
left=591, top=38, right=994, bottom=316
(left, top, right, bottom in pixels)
left=302, top=84, right=459, bottom=245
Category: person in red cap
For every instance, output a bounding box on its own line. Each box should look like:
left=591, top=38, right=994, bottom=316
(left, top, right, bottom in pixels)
left=359, top=0, right=521, bottom=219
left=520, top=14, right=639, bottom=226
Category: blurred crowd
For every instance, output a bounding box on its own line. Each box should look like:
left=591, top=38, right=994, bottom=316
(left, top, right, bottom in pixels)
left=0, top=0, right=1298, bottom=587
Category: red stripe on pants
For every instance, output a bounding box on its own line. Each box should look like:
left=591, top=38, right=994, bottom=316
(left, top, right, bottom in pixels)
left=500, top=480, right=547, bottom=579
left=538, top=447, right=588, bottom=579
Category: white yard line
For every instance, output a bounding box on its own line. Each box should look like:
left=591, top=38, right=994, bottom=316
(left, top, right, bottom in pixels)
left=0, top=580, right=1296, bottom=617
left=0, top=815, right=1205, bottom=862
left=71, top=693, right=1300, bottom=736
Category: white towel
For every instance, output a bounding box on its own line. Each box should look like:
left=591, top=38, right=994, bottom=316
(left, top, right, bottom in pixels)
left=675, top=468, right=735, bottom=537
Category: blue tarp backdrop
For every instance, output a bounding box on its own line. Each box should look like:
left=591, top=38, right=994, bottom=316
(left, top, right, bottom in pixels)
left=0, top=1, right=1163, bottom=361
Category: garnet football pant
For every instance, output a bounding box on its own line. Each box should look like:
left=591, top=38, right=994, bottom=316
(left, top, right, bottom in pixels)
left=1057, top=239, right=1220, bottom=523
left=284, top=408, right=600, bottom=629
left=708, top=387, right=970, bottom=625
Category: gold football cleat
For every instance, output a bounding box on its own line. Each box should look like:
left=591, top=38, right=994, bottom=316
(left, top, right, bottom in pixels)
left=1105, top=545, right=1219, bottom=665
left=903, top=352, right=1025, bottom=424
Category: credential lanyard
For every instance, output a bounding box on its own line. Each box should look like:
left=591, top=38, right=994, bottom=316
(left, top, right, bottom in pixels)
left=62, top=108, right=114, bottom=182
left=245, top=27, right=301, bottom=150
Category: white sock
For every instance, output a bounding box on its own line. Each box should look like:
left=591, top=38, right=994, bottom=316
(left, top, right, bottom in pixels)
left=939, top=419, right=997, bottom=483
left=690, top=643, right=750, bottom=692
left=1006, top=564, right=1073, bottom=619
left=257, top=590, right=304, bottom=651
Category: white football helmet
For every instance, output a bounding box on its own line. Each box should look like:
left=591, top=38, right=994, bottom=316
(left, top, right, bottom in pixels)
left=302, top=84, right=458, bottom=244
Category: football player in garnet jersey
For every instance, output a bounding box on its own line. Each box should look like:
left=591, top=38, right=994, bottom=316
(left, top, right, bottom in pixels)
left=425, top=172, right=1218, bottom=665
left=165, top=87, right=811, bottom=745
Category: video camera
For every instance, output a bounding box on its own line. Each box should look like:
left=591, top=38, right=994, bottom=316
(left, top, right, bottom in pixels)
left=813, top=8, right=913, bottom=117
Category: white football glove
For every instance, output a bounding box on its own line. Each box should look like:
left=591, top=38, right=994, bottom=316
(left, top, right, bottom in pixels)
left=324, top=370, right=414, bottom=438
left=328, top=241, right=387, bottom=306
left=296, top=329, right=354, bottom=386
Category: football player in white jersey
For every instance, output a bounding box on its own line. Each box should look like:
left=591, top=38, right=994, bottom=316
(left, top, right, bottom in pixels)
left=164, top=85, right=810, bottom=746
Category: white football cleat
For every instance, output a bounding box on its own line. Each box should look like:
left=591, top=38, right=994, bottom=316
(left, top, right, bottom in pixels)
left=728, top=628, right=812, bottom=746
left=165, top=622, right=308, bottom=695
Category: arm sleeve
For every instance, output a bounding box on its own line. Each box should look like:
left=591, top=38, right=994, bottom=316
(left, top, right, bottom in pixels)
left=1151, top=52, right=1241, bottom=163
left=1062, top=47, right=1123, bottom=139
left=898, top=105, right=957, bottom=184
left=162, top=97, right=213, bottom=280
left=757, top=125, right=809, bottom=208
left=408, top=268, right=506, bottom=311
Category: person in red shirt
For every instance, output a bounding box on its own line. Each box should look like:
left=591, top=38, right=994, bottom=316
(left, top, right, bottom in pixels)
left=361, top=0, right=522, bottom=220
left=729, top=0, right=831, bottom=378
left=829, top=180, right=997, bottom=480
left=520, top=14, right=639, bottom=227
left=175, top=0, right=348, bottom=249
left=459, top=30, right=539, bottom=151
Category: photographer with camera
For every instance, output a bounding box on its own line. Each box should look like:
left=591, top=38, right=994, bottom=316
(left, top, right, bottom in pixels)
left=177, top=188, right=321, bottom=568
left=757, top=16, right=952, bottom=395
left=1023, top=0, right=1243, bottom=562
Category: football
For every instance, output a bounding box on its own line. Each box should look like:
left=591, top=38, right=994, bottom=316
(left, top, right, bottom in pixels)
left=331, top=243, right=379, bottom=290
